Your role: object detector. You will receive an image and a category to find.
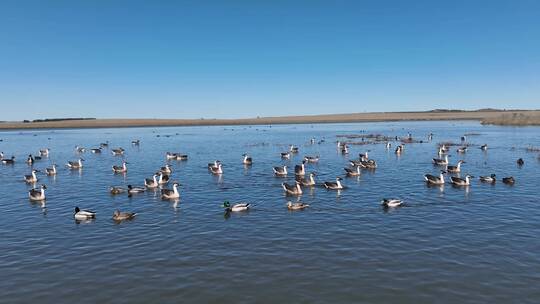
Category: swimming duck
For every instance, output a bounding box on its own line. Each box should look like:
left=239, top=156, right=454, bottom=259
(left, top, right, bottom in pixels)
left=242, top=153, right=253, bottom=165
left=450, top=174, right=473, bottom=186
left=281, top=152, right=291, bottom=159
left=144, top=173, right=159, bottom=188
left=160, top=164, right=172, bottom=175
left=127, top=185, right=145, bottom=194
left=109, top=186, right=125, bottom=195
left=386, top=142, right=392, bottom=149
left=74, top=207, right=96, bottom=220
left=282, top=181, right=303, bottom=195
left=112, top=161, right=128, bottom=173
left=395, top=145, right=403, bottom=154
left=344, top=165, right=361, bottom=176
left=166, top=152, right=187, bottom=160
left=66, top=158, right=84, bottom=169
left=287, top=201, right=309, bottom=210
left=273, top=165, right=288, bottom=176
left=424, top=171, right=446, bottom=185
left=111, top=148, right=125, bottom=156
left=90, top=148, right=102, bottom=153
left=26, top=154, right=35, bottom=165
left=289, top=145, right=299, bottom=153
left=341, top=145, right=349, bottom=154
left=294, top=161, right=306, bottom=176
left=75, top=146, right=86, bottom=153
left=24, top=169, right=39, bottom=183
left=432, top=155, right=449, bottom=166
left=447, top=160, right=465, bottom=173
left=299, top=172, right=316, bottom=187
left=100, top=141, right=109, bottom=148
left=480, top=144, right=488, bottom=151
left=359, top=151, right=369, bottom=161
left=131, top=139, right=140, bottom=145
left=457, top=147, right=467, bottom=153
left=210, top=163, right=223, bottom=175
left=361, top=159, right=378, bottom=169
left=46, top=164, right=57, bottom=176
left=208, top=160, right=221, bottom=169
left=381, top=199, right=403, bottom=208
left=223, top=201, right=250, bottom=212
left=0, top=151, right=3, bottom=160
left=2, top=156, right=15, bottom=165
left=349, top=159, right=365, bottom=168
left=502, top=177, right=515, bottom=185
left=479, top=174, right=496, bottom=184
left=303, top=155, right=319, bottom=163
left=324, top=177, right=344, bottom=190
left=112, top=210, right=137, bottom=221
left=28, top=184, right=47, bottom=201
left=39, top=148, right=50, bottom=156
left=517, top=158, right=524, bottom=166
left=161, top=182, right=180, bottom=199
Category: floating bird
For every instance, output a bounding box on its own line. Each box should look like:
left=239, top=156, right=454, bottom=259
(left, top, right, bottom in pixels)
left=341, top=144, right=349, bottom=154
left=289, top=145, right=299, bottom=153
left=100, top=141, right=109, bottom=148
left=158, top=172, right=170, bottom=184
left=395, top=145, right=403, bottom=154
left=447, top=160, right=465, bottom=173
left=2, top=156, right=15, bottom=165
left=127, top=185, right=145, bottom=194
left=386, top=142, right=392, bottom=149
left=160, top=164, right=172, bottom=175
left=381, top=199, right=403, bottom=208
left=433, top=155, right=449, bottom=166
left=299, top=172, right=316, bottom=187
left=479, top=174, right=496, bottom=184
left=109, top=186, right=125, bottom=195
left=132, top=139, right=140, bottom=145
left=90, top=148, right=102, bottom=153
left=112, top=161, right=128, bottom=173
left=210, top=163, right=223, bottom=175
left=359, top=151, right=369, bottom=161
left=223, top=201, right=250, bottom=213
left=517, top=158, right=524, bottom=166
left=281, top=152, right=291, bottom=159
left=480, top=144, right=488, bottom=151
left=24, top=169, right=39, bottom=183
left=46, top=164, right=57, bottom=176
left=450, top=174, right=473, bottom=186
left=242, top=153, right=253, bottom=165
left=66, top=158, right=84, bottom=169
left=28, top=184, right=46, bottom=201
left=424, top=171, right=446, bottom=185
left=303, top=155, right=319, bottom=163
left=295, top=161, right=306, bottom=176
left=273, top=165, right=288, bottom=176
left=324, top=177, right=344, bottom=190
left=144, top=173, right=159, bottom=188
left=161, top=182, right=180, bottom=199
left=74, top=207, right=96, bottom=220
left=282, top=181, right=303, bottom=195
left=39, top=148, right=50, bottom=156
left=502, top=177, right=515, bottom=185
left=112, top=210, right=137, bottom=221
left=457, top=147, right=468, bottom=153
left=287, top=201, right=309, bottom=210
left=75, top=146, right=86, bottom=153
left=166, top=152, right=188, bottom=160
left=208, top=160, right=221, bottom=170
left=344, top=166, right=361, bottom=176
left=26, top=154, right=35, bottom=165
left=361, top=159, right=378, bottom=169
left=111, top=148, right=125, bottom=156
left=0, top=151, right=3, bottom=160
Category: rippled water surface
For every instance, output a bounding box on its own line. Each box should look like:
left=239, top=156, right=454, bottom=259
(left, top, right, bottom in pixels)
left=1, top=121, right=539, bottom=303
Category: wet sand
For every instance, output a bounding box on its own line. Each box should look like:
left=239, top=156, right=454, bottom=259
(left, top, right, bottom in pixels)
left=0, top=110, right=538, bottom=130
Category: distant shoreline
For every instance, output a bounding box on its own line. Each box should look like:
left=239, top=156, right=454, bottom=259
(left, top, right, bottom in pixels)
left=1, top=110, right=539, bottom=131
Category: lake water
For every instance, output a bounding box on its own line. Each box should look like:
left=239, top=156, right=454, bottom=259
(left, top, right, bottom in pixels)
left=1, top=121, right=539, bottom=304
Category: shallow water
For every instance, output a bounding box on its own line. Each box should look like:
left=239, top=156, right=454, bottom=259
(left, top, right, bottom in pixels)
left=1, top=121, right=539, bottom=304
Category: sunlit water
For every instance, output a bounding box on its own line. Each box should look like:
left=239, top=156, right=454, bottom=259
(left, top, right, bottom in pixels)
left=1, top=121, right=539, bottom=303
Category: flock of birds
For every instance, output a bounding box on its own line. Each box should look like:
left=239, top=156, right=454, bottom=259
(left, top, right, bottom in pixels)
left=0, top=132, right=530, bottom=222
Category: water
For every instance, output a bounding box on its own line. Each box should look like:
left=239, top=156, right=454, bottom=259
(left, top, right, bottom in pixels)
left=1, top=121, right=539, bottom=304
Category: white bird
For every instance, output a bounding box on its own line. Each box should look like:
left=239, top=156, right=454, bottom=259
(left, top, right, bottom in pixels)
left=299, top=172, right=316, bottom=187
left=111, top=148, right=125, bottom=155
left=303, top=155, right=319, bottom=163
left=281, top=152, right=291, bottom=159
left=74, top=207, right=96, bottom=220
left=160, top=164, right=172, bottom=175
left=39, top=148, right=50, bottom=156
left=210, top=163, right=223, bottom=175
left=294, top=161, right=306, bottom=176
left=381, top=199, right=403, bottom=208
left=127, top=185, right=145, bottom=194
left=432, top=155, right=449, bottom=166
left=479, top=174, right=496, bottom=184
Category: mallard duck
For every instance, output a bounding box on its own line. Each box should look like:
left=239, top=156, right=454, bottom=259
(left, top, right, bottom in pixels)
left=287, top=201, right=309, bottom=210
left=381, top=199, right=403, bottom=208
left=424, top=171, right=446, bottom=185
left=112, top=210, right=137, bottom=221
left=109, top=186, right=125, bottom=195
left=323, top=177, right=344, bottom=190
left=479, top=174, right=496, bottom=184
left=26, top=154, right=35, bottom=165
left=502, top=176, right=515, bottom=185
left=28, top=184, right=47, bottom=201
left=223, top=201, right=250, bottom=212
left=74, top=207, right=96, bottom=220
left=112, top=161, right=128, bottom=173
left=161, top=182, right=180, bottom=199
left=282, top=181, right=303, bottom=195
left=450, top=174, right=473, bottom=186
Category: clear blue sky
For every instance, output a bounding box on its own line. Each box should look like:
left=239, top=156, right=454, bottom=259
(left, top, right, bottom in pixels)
left=1, top=0, right=538, bottom=120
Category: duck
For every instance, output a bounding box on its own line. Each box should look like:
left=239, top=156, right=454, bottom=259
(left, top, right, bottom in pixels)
left=344, top=165, right=361, bottom=176
left=361, top=159, right=377, bottom=169
left=450, top=174, right=473, bottom=186
left=2, top=156, right=15, bottom=165
left=112, top=210, right=137, bottom=221
left=160, top=164, right=172, bottom=175
left=385, top=142, right=392, bottom=149
left=131, top=139, right=140, bottom=145
left=303, top=155, right=319, bottom=163
left=166, top=152, right=182, bottom=160
left=289, top=145, right=299, bottom=153
left=223, top=201, right=250, bottom=212
left=359, top=151, right=369, bottom=161
left=517, top=158, right=524, bottom=166
left=210, top=163, right=223, bottom=175
left=439, top=144, right=449, bottom=153
left=341, top=144, right=349, bottom=154
left=100, top=141, right=109, bottom=148
left=28, top=184, right=47, bottom=201
left=447, top=160, right=465, bottom=173
left=502, top=177, right=515, bottom=185
left=39, top=148, right=50, bottom=156
left=273, top=165, right=288, bottom=176
left=242, top=153, right=253, bottom=165
left=111, top=148, right=125, bottom=156
left=24, top=169, right=39, bottom=183
left=294, top=161, right=306, bottom=176
left=456, top=147, right=467, bottom=153
left=281, top=152, right=291, bottom=159
left=287, top=201, right=310, bottom=210
left=127, top=185, right=145, bottom=194
left=26, top=154, right=35, bottom=165
left=479, top=174, right=496, bottom=184
left=0, top=151, right=3, bottom=160
left=74, top=207, right=96, bottom=220
left=299, top=172, right=316, bottom=187
left=75, top=146, right=86, bottom=153
left=424, top=171, right=446, bottom=185
left=112, top=161, right=128, bottom=173
left=161, top=182, right=180, bottom=199
left=90, top=148, right=102, bottom=153
left=208, top=160, right=221, bottom=169
left=395, top=145, right=403, bottom=154
left=144, top=173, right=159, bottom=188
left=349, top=159, right=365, bottom=168
left=432, top=155, right=449, bottom=166
left=46, top=164, right=57, bottom=176
left=381, top=199, right=403, bottom=208
left=480, top=144, right=488, bottom=151
left=324, top=177, right=344, bottom=190
left=109, top=186, right=125, bottom=195
left=282, top=181, right=303, bottom=195
left=66, top=158, right=84, bottom=169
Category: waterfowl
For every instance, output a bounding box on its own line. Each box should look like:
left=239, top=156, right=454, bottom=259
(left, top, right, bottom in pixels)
left=111, top=148, right=125, bottom=156
left=26, top=154, right=35, bottom=165
left=386, top=142, right=392, bottom=149
left=75, top=146, right=86, bottom=153
left=344, top=166, right=361, bottom=176
left=210, top=163, right=223, bottom=175
left=361, top=159, right=378, bottom=169
left=90, top=148, right=102, bottom=153
left=282, top=181, right=303, bottom=195
left=480, top=144, right=488, bottom=151
left=299, top=172, right=316, bottom=187
left=287, top=201, right=309, bottom=210
left=100, top=141, right=109, bottom=148
left=2, top=156, right=15, bottom=165
left=112, top=161, right=128, bottom=173
left=46, top=164, right=57, bottom=176
left=289, top=145, right=299, bottom=153
left=479, top=174, right=496, bottom=184
left=461, top=136, right=467, bottom=142
left=281, top=152, right=291, bottom=159
left=242, top=153, right=253, bottom=165
left=457, top=147, right=468, bottom=153
left=74, top=207, right=96, bottom=220
left=127, top=185, right=145, bottom=194
left=359, top=151, right=369, bottom=161
left=395, top=145, right=403, bottom=154
left=381, top=199, right=403, bottom=208
left=158, top=172, right=170, bottom=184
left=447, top=160, right=465, bottom=173
left=450, top=174, right=473, bottom=186
left=144, top=174, right=159, bottom=188
left=517, top=158, right=524, bottom=166
left=324, top=177, right=344, bottom=190
left=24, top=169, right=39, bottom=183
left=112, top=210, right=137, bottom=221
left=109, top=186, right=125, bottom=195
left=0, top=151, right=3, bottom=160
left=502, top=177, right=515, bottom=185
left=341, top=145, right=349, bottom=154
left=295, top=161, right=306, bottom=176
left=349, top=159, right=365, bottom=168
left=66, top=158, right=84, bottom=169
left=223, top=201, right=250, bottom=212
left=433, top=155, right=449, bottom=166
left=161, top=182, right=180, bottom=199
left=273, top=165, right=288, bottom=176
left=28, top=184, right=47, bottom=201
left=424, top=171, right=446, bottom=185
left=303, top=155, right=319, bottom=163
left=132, top=139, right=140, bottom=145
left=208, top=160, right=221, bottom=169
left=39, top=148, right=50, bottom=156
left=160, top=164, right=172, bottom=175
left=439, top=144, right=449, bottom=153
left=166, top=152, right=187, bottom=160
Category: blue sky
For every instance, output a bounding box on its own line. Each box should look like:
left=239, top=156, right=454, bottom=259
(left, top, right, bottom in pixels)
left=0, top=0, right=538, bottom=120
